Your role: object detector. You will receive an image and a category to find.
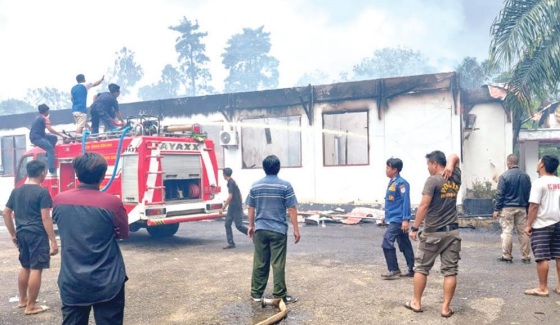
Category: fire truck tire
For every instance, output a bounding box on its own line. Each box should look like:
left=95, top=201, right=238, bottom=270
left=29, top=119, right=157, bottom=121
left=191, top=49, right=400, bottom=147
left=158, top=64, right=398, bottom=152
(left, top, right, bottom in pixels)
left=146, top=224, right=180, bottom=238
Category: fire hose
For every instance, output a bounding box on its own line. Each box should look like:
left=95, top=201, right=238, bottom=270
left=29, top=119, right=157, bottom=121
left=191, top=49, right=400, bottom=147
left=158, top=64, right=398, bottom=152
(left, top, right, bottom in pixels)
left=256, top=298, right=288, bottom=325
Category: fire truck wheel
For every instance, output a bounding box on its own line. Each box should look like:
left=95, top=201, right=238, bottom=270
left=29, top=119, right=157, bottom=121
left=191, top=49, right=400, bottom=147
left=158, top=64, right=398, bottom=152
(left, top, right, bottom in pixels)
left=146, top=224, right=180, bottom=238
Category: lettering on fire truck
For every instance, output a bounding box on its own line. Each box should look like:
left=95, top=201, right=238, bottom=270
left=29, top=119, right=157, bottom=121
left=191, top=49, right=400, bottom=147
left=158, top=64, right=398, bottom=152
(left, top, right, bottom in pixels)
left=125, top=141, right=200, bottom=153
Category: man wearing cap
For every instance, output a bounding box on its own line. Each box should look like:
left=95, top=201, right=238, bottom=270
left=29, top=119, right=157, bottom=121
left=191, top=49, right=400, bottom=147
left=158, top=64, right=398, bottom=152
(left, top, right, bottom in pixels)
left=71, top=74, right=104, bottom=136
left=90, top=84, right=124, bottom=133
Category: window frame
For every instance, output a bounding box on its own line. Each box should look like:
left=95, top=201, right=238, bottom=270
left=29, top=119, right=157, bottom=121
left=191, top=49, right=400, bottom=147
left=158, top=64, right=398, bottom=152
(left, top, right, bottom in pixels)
left=322, top=110, right=370, bottom=167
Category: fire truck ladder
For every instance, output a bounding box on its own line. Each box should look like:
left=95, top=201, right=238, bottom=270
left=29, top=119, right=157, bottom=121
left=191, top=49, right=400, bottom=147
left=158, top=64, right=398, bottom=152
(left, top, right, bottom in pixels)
left=145, top=140, right=165, bottom=205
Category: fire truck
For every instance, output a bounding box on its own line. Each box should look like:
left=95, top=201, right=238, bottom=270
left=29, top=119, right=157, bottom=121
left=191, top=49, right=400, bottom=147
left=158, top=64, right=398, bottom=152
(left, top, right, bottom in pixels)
left=14, top=115, right=223, bottom=238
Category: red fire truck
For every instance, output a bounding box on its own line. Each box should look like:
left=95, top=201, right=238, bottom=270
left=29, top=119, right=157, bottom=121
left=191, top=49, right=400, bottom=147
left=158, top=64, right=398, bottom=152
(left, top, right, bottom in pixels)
left=14, top=116, right=223, bottom=237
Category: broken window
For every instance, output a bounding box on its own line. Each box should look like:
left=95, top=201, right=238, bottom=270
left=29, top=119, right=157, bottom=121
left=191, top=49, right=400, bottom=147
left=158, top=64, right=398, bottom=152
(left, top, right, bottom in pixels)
left=202, top=123, right=225, bottom=169
left=1, top=135, right=26, bottom=176
left=241, top=116, right=301, bottom=168
left=323, top=111, right=369, bottom=166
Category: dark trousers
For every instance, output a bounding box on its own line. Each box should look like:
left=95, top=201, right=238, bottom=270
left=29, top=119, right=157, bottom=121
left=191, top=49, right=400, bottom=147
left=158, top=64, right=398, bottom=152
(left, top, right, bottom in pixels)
left=91, top=108, right=116, bottom=134
left=225, top=209, right=248, bottom=245
left=30, top=134, right=58, bottom=173
left=382, top=222, right=415, bottom=272
left=61, top=283, right=125, bottom=325
left=251, top=230, right=288, bottom=298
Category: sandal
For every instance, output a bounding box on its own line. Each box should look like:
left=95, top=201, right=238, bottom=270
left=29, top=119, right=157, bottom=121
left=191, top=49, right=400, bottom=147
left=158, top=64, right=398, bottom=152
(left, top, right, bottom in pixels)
left=403, top=301, right=423, bottom=313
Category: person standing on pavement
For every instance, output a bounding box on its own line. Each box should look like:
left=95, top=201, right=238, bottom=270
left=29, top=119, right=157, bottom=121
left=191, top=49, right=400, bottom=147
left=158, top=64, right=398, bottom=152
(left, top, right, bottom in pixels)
left=220, top=167, right=248, bottom=249
left=2, top=159, right=58, bottom=315
left=247, top=155, right=301, bottom=304
left=71, top=74, right=104, bottom=135
left=493, top=154, right=532, bottom=264
left=29, top=104, right=68, bottom=174
left=380, top=158, right=415, bottom=279
left=405, top=151, right=461, bottom=318
left=53, top=152, right=129, bottom=324
left=523, top=154, right=560, bottom=297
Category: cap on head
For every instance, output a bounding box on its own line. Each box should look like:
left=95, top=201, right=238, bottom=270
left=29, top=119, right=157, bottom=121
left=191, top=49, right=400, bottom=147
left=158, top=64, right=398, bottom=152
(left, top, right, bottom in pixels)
left=108, top=83, right=120, bottom=94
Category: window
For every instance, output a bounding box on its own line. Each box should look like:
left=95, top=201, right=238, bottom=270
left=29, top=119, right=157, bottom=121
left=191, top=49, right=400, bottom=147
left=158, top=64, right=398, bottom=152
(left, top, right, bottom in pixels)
left=1, top=135, right=27, bottom=176
left=323, top=111, right=369, bottom=166
left=241, top=116, right=301, bottom=168
left=202, top=124, right=225, bottom=169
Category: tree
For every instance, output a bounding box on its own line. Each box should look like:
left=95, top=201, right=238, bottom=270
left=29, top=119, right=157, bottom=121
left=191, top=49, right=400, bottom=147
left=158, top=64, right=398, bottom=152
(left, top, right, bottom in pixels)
left=169, top=17, right=214, bottom=96
left=103, top=47, right=144, bottom=97
left=138, top=64, right=182, bottom=101
left=296, top=70, right=331, bottom=87
left=222, top=26, right=279, bottom=93
left=25, top=87, right=71, bottom=110
left=352, top=47, right=435, bottom=80
left=0, top=99, right=34, bottom=115
left=489, top=0, right=560, bottom=147
left=456, top=57, right=501, bottom=89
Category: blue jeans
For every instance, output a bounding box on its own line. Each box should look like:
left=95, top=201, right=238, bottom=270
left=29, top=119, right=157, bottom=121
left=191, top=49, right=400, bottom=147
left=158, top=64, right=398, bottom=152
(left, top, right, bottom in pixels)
left=382, top=222, right=415, bottom=272
left=30, top=135, right=58, bottom=173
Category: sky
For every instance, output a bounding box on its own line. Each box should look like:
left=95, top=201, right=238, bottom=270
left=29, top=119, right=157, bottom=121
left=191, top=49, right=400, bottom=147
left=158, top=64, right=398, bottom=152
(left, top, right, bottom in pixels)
left=0, top=0, right=505, bottom=103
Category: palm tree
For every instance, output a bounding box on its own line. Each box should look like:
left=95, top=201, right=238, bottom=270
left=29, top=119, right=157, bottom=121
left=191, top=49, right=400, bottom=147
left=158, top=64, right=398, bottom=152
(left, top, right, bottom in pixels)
left=489, top=0, right=560, bottom=144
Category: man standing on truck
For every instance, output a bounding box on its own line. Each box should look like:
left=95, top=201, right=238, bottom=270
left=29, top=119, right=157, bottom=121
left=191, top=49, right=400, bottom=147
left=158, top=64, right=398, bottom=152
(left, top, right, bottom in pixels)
left=247, top=155, right=301, bottom=304
left=90, top=83, right=124, bottom=134
left=2, top=159, right=58, bottom=315
left=53, top=152, right=129, bottom=324
left=71, top=74, right=104, bottom=136
left=220, top=167, right=249, bottom=249
left=29, top=104, right=68, bottom=175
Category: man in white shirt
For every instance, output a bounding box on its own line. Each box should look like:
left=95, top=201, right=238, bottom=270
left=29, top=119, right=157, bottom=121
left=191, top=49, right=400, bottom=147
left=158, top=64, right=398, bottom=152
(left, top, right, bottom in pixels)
left=524, top=154, right=560, bottom=297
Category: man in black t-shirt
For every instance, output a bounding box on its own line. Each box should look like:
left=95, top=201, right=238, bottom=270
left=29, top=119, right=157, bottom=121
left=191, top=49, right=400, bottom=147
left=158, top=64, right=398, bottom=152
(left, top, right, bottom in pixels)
left=90, top=83, right=124, bottom=133
left=29, top=104, right=68, bottom=174
left=220, top=168, right=248, bottom=249
left=2, top=160, right=58, bottom=315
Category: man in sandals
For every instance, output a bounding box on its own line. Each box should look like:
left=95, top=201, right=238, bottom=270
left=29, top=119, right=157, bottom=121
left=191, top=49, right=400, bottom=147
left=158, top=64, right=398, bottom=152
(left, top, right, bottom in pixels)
left=405, top=151, right=461, bottom=318
left=2, top=160, right=58, bottom=315
left=523, top=154, right=560, bottom=297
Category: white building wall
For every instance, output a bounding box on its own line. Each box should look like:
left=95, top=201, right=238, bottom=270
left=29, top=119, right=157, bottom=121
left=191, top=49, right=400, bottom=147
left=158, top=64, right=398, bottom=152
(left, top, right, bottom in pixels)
left=462, top=103, right=512, bottom=194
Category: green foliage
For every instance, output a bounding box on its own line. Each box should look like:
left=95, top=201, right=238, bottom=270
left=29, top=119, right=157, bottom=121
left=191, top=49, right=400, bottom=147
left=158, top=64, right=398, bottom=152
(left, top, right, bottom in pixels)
left=490, top=0, right=560, bottom=115
left=352, top=47, right=435, bottom=80
left=103, top=47, right=144, bottom=97
left=0, top=99, right=34, bottom=115
left=456, top=57, right=501, bottom=89
left=138, top=65, right=182, bottom=101
left=222, top=26, right=279, bottom=93
left=169, top=17, right=214, bottom=96
left=468, top=179, right=497, bottom=199
left=25, top=87, right=71, bottom=110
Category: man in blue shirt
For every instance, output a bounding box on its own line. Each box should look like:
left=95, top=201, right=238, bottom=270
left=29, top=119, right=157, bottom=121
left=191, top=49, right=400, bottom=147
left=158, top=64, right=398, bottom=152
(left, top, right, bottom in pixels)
left=71, top=74, right=104, bottom=135
left=247, top=155, right=301, bottom=304
left=381, top=157, right=415, bottom=279
left=90, top=83, right=124, bottom=134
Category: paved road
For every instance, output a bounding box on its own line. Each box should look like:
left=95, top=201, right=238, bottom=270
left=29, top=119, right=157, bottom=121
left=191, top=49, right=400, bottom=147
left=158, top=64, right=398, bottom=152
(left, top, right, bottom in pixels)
left=1, top=218, right=559, bottom=324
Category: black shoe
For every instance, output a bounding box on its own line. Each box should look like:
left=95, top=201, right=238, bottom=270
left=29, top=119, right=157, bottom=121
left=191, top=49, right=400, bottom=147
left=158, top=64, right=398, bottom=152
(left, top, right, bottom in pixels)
left=222, top=244, right=236, bottom=249
left=281, top=295, right=298, bottom=304
left=497, top=257, right=513, bottom=263
left=522, top=258, right=531, bottom=264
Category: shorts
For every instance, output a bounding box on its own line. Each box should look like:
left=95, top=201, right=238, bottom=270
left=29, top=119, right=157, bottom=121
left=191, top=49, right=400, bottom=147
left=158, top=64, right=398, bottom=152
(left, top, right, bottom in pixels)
left=73, top=112, right=88, bottom=129
left=530, top=222, right=560, bottom=262
left=414, top=229, right=461, bottom=276
left=17, top=231, right=50, bottom=270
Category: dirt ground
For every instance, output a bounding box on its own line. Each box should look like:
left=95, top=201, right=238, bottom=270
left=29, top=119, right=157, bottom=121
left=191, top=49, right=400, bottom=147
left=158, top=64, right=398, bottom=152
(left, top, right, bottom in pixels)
left=1, top=218, right=560, bottom=325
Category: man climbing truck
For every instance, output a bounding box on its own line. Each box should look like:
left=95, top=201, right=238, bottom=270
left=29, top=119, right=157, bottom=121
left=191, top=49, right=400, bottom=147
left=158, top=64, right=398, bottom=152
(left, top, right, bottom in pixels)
left=14, top=115, right=223, bottom=238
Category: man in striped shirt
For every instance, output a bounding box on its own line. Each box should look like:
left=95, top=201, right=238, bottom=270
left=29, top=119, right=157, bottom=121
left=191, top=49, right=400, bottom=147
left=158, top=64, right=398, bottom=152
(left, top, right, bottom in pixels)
left=524, top=154, right=560, bottom=297
left=247, top=155, right=301, bottom=304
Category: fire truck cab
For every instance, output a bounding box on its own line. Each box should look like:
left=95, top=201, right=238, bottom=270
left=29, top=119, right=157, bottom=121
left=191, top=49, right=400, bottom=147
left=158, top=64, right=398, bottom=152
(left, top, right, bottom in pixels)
left=15, top=115, right=223, bottom=238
